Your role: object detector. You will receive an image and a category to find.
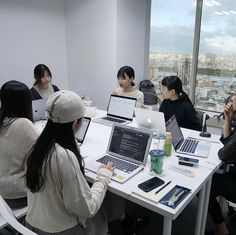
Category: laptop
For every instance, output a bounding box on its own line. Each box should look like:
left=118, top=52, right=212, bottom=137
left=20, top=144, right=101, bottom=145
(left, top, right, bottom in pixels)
left=92, top=95, right=136, bottom=126
left=135, top=107, right=166, bottom=134
left=85, top=124, right=153, bottom=183
left=32, top=99, right=47, bottom=122
left=75, top=117, right=91, bottom=145
left=165, top=115, right=211, bottom=158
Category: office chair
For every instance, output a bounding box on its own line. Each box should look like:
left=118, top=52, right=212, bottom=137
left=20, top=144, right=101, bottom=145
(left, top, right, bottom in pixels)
left=0, top=195, right=37, bottom=235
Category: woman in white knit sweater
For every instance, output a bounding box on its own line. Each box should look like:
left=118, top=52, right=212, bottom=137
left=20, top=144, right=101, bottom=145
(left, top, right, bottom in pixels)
left=25, top=90, right=114, bottom=235
left=112, top=66, right=144, bottom=108
left=0, top=80, right=39, bottom=208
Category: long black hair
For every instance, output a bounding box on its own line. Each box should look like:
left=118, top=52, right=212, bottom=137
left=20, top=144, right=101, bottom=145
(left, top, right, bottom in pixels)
left=0, top=80, right=33, bottom=128
left=34, top=64, right=52, bottom=86
left=117, top=66, right=135, bottom=86
left=26, top=119, right=84, bottom=193
left=161, top=76, right=193, bottom=106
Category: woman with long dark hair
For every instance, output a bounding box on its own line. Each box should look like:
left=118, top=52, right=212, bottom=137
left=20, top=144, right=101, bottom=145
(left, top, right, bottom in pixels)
left=25, top=90, right=114, bottom=235
left=159, top=76, right=201, bottom=131
left=30, top=64, right=59, bottom=100
left=0, top=80, right=39, bottom=208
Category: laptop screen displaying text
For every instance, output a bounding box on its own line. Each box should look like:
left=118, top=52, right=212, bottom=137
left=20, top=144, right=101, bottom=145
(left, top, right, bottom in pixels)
left=108, top=125, right=150, bottom=162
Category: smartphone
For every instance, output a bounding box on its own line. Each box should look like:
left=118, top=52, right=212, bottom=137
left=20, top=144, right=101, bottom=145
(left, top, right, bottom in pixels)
left=178, top=156, right=199, bottom=164
left=138, top=177, right=164, bottom=192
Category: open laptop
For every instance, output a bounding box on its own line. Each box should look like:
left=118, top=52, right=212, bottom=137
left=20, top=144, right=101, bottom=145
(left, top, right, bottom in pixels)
left=32, top=99, right=47, bottom=122
left=92, top=95, right=136, bottom=126
left=165, top=115, right=211, bottom=158
left=85, top=124, right=153, bottom=183
left=75, top=117, right=91, bottom=145
left=135, top=107, right=166, bottom=134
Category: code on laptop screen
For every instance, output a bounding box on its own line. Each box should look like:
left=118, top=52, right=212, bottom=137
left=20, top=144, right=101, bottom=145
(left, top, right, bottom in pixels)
left=108, top=125, right=150, bottom=162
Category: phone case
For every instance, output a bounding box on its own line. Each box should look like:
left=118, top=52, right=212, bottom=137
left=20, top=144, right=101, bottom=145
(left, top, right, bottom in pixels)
left=159, top=185, right=191, bottom=208
left=138, top=177, right=164, bottom=192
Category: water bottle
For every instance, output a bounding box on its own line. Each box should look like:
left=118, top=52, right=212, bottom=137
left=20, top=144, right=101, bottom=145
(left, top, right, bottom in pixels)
left=164, top=132, right=172, bottom=156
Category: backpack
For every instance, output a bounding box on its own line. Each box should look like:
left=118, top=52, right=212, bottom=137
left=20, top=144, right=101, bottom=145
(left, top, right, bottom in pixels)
left=139, top=80, right=157, bottom=105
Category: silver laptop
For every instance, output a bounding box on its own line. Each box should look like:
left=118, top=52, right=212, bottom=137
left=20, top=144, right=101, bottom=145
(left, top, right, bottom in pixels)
left=165, top=115, right=211, bottom=158
left=85, top=124, right=153, bottom=183
left=75, top=117, right=91, bottom=145
left=92, top=95, right=136, bottom=126
left=135, top=107, right=166, bottom=134
left=32, top=99, right=47, bottom=122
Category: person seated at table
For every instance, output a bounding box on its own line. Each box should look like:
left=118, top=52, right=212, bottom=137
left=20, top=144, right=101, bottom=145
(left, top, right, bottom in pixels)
left=159, top=75, right=201, bottom=131
left=25, top=90, right=115, bottom=235
left=207, top=95, right=236, bottom=235
left=0, top=80, right=39, bottom=208
left=30, top=64, right=59, bottom=100
left=112, top=65, right=144, bottom=107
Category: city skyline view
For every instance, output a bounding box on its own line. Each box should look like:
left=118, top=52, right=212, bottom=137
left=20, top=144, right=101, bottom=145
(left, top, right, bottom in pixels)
left=149, top=0, right=236, bottom=112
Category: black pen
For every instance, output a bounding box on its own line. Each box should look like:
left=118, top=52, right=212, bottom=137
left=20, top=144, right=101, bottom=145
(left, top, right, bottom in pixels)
left=155, top=181, right=172, bottom=194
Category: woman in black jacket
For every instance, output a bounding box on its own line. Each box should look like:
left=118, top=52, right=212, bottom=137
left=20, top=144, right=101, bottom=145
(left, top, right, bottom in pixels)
left=207, top=94, right=236, bottom=235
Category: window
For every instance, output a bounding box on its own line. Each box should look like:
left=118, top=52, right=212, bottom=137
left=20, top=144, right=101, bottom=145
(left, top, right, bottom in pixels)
left=150, top=0, right=236, bottom=113
left=196, top=0, right=236, bottom=112
left=149, top=0, right=196, bottom=97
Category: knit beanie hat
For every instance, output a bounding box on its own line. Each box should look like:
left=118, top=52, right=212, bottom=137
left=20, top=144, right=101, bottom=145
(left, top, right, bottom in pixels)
left=46, top=90, right=85, bottom=123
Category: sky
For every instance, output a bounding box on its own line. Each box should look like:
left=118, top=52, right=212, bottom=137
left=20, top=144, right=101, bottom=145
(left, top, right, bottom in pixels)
left=150, top=0, right=236, bottom=56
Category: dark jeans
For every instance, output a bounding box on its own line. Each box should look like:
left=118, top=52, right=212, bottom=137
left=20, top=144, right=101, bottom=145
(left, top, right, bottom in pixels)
left=208, top=166, right=236, bottom=224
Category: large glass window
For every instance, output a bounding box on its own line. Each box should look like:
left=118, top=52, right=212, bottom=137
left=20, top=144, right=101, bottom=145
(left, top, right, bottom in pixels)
left=150, top=0, right=236, bottom=113
left=149, top=0, right=196, bottom=97
left=196, top=0, right=236, bottom=112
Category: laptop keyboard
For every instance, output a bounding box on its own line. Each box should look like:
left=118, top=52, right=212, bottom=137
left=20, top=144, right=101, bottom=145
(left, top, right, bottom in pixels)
left=103, top=117, right=125, bottom=123
left=179, top=139, right=199, bottom=153
left=97, top=155, right=139, bottom=173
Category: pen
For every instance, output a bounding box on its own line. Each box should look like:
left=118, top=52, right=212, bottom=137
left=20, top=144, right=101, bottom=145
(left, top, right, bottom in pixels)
left=155, top=181, right=172, bottom=194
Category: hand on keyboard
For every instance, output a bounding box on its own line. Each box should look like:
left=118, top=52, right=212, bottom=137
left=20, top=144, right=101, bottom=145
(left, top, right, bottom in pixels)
left=100, top=162, right=114, bottom=173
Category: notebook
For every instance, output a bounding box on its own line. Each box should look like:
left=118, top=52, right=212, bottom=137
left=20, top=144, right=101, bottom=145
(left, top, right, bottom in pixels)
left=75, top=117, right=91, bottom=145
left=165, top=115, right=211, bottom=158
left=135, top=107, right=166, bottom=134
left=92, top=95, right=136, bottom=126
left=32, top=99, right=47, bottom=122
left=85, top=124, right=153, bottom=183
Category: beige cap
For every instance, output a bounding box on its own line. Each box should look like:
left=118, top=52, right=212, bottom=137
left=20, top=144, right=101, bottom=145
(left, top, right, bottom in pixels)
left=46, top=90, right=85, bottom=123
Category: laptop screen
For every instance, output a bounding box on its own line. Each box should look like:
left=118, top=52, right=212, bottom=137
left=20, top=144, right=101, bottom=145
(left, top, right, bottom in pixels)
left=107, top=95, right=136, bottom=120
left=107, top=125, right=152, bottom=164
left=75, top=117, right=91, bottom=144
left=165, top=115, right=184, bottom=149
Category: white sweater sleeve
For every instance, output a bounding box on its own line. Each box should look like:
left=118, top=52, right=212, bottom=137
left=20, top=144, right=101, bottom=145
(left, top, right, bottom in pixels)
left=61, top=153, right=112, bottom=218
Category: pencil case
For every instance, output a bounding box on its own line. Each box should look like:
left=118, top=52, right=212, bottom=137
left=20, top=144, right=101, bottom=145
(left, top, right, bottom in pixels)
left=159, top=185, right=191, bottom=209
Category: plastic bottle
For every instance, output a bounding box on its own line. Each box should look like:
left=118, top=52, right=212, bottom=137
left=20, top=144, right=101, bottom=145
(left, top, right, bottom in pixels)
left=164, top=132, right=172, bottom=156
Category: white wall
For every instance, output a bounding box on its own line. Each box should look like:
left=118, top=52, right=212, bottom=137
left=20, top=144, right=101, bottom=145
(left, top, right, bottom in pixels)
left=64, top=0, right=117, bottom=109
left=117, top=0, right=151, bottom=86
left=0, top=0, right=68, bottom=89
left=65, top=0, right=151, bottom=109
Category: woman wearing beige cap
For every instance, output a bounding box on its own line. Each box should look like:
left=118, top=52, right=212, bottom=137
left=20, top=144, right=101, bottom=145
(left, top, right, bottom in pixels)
left=25, top=90, right=114, bottom=235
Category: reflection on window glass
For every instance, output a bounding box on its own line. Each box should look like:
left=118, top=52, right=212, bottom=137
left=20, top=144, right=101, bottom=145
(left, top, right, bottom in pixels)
left=149, top=0, right=196, bottom=98
left=196, top=0, right=236, bottom=112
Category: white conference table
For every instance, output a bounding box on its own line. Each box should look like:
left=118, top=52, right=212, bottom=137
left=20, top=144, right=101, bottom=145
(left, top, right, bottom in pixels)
left=80, top=110, right=222, bottom=235
left=35, top=110, right=222, bottom=235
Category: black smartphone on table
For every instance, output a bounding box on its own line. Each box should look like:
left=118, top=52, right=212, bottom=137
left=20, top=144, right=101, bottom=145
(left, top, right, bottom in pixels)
left=138, top=177, right=165, bottom=192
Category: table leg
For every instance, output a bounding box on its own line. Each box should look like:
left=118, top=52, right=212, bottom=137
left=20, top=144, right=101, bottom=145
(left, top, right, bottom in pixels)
left=163, top=217, right=172, bottom=235
left=200, top=177, right=212, bottom=235
left=194, top=183, right=206, bottom=235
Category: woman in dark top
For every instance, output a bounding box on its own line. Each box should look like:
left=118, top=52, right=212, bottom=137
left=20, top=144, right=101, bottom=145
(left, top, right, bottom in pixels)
left=207, top=94, right=236, bottom=235
left=30, top=64, right=59, bottom=100
left=159, top=76, right=201, bottom=131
